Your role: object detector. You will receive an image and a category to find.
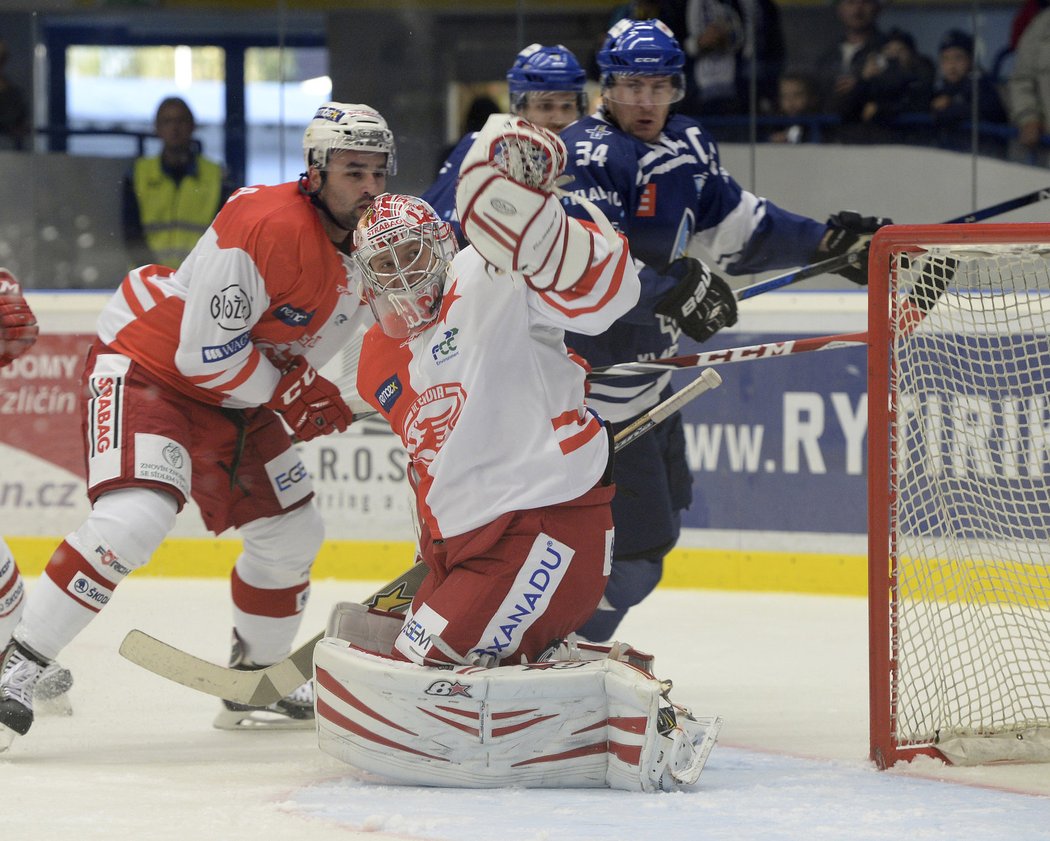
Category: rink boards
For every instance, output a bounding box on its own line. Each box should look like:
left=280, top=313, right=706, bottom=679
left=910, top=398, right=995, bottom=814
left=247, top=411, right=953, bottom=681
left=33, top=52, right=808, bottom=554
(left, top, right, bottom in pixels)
left=0, top=290, right=870, bottom=594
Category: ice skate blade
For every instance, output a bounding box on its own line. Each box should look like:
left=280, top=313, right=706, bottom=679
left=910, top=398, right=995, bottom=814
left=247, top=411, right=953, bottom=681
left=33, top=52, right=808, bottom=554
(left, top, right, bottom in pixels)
left=35, top=694, right=73, bottom=718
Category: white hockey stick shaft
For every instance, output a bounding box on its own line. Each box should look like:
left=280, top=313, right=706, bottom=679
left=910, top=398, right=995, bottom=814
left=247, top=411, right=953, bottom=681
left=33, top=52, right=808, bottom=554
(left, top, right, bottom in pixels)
left=119, top=370, right=723, bottom=706
left=612, top=368, right=722, bottom=448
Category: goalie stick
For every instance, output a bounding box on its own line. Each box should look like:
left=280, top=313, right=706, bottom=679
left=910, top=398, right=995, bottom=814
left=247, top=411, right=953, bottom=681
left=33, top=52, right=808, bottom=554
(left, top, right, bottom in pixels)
left=119, top=562, right=429, bottom=707
left=119, top=368, right=724, bottom=705
left=733, top=186, right=1050, bottom=301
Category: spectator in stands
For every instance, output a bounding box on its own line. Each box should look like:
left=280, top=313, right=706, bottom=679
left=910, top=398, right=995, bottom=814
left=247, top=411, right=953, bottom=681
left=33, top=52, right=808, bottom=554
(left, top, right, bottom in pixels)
left=812, top=0, right=887, bottom=119
left=930, top=29, right=1007, bottom=155
left=681, top=0, right=785, bottom=121
left=122, top=97, right=233, bottom=270
left=1008, top=7, right=1050, bottom=166
left=835, top=27, right=934, bottom=144
left=766, top=70, right=821, bottom=143
left=0, top=38, right=29, bottom=151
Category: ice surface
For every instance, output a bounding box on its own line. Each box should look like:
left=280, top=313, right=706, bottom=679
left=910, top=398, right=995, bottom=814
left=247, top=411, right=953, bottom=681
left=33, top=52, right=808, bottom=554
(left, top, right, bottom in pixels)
left=2, top=579, right=1047, bottom=840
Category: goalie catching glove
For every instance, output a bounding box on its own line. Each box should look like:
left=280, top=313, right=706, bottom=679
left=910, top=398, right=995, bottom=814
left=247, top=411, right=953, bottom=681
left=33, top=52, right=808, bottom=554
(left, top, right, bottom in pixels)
left=265, top=356, right=353, bottom=441
left=0, top=268, right=39, bottom=368
left=819, top=210, right=892, bottom=285
left=655, top=257, right=738, bottom=343
left=455, top=113, right=603, bottom=292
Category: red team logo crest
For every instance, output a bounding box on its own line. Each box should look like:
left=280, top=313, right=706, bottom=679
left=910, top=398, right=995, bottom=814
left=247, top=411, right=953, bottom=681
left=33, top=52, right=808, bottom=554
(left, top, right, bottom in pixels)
left=402, top=383, right=466, bottom=466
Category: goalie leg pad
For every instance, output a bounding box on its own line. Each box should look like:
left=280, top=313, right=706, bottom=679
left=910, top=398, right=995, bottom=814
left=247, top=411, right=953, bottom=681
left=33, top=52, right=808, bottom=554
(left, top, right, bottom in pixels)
left=313, top=638, right=720, bottom=791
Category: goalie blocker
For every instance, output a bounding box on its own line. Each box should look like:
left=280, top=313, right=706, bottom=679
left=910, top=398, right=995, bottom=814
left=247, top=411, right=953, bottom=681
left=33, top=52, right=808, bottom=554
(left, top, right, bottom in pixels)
left=314, top=603, right=722, bottom=792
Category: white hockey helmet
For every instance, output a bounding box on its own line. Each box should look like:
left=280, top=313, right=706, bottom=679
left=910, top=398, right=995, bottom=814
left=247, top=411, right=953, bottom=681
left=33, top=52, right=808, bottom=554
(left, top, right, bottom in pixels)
left=354, top=194, right=458, bottom=339
left=302, top=102, right=397, bottom=175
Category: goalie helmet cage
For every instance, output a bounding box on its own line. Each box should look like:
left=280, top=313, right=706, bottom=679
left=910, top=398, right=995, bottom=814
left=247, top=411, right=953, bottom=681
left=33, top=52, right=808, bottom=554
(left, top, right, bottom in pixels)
left=867, top=223, right=1050, bottom=770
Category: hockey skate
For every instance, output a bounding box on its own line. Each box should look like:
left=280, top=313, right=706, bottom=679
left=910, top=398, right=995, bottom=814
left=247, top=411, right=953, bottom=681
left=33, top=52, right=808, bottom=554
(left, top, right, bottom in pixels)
left=653, top=686, right=723, bottom=789
left=212, top=632, right=315, bottom=730
left=0, top=639, right=49, bottom=750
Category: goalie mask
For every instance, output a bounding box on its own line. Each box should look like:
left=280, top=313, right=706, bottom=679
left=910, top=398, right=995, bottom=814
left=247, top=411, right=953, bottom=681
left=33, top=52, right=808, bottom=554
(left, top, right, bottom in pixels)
left=506, top=44, right=589, bottom=129
left=302, top=102, right=397, bottom=175
left=354, top=194, right=458, bottom=339
left=596, top=19, right=686, bottom=107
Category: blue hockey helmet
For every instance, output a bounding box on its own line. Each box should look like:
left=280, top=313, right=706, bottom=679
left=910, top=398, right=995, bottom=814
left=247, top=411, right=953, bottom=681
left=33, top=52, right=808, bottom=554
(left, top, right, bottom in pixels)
left=506, top=44, right=588, bottom=120
left=596, top=18, right=686, bottom=102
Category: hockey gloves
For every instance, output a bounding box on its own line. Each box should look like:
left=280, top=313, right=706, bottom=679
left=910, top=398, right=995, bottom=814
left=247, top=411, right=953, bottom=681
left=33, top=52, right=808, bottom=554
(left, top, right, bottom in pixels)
left=820, top=210, right=892, bottom=285
left=655, top=257, right=738, bottom=343
left=0, top=268, right=39, bottom=368
left=266, top=356, right=353, bottom=442
left=456, top=113, right=597, bottom=292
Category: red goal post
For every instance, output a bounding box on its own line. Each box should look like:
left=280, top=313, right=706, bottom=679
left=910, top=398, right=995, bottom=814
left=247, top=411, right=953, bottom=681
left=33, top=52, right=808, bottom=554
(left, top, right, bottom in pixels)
left=867, top=223, right=1050, bottom=769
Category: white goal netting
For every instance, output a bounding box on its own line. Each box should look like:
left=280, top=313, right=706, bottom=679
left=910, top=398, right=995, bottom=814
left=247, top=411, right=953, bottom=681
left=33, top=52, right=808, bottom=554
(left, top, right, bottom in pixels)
left=887, top=242, right=1050, bottom=765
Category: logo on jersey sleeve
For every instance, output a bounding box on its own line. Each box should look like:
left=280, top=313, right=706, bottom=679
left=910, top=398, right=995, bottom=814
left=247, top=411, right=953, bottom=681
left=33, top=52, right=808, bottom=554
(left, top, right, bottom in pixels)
left=202, top=332, right=251, bottom=362
left=210, top=284, right=252, bottom=330
left=375, top=374, right=403, bottom=412
left=273, top=304, right=315, bottom=327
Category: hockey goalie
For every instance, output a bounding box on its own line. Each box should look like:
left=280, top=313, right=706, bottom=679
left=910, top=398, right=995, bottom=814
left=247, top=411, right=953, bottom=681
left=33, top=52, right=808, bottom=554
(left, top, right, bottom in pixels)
left=313, top=114, right=722, bottom=792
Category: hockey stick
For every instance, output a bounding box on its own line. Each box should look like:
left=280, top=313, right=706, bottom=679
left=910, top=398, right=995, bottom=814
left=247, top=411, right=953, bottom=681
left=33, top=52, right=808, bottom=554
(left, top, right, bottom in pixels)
left=588, top=332, right=868, bottom=378
left=734, top=186, right=1050, bottom=301
left=590, top=255, right=956, bottom=378
left=119, top=563, right=428, bottom=707
left=119, top=369, right=724, bottom=705
left=612, top=368, right=721, bottom=446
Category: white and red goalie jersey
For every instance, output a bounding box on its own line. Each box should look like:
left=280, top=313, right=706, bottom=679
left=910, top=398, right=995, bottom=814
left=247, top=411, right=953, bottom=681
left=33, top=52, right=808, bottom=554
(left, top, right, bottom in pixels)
left=356, top=227, right=640, bottom=540
left=96, top=183, right=372, bottom=408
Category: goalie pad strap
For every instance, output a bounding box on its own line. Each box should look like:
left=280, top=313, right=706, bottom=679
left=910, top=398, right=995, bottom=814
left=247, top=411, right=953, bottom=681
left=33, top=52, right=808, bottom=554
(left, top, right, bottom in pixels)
left=313, top=638, right=718, bottom=792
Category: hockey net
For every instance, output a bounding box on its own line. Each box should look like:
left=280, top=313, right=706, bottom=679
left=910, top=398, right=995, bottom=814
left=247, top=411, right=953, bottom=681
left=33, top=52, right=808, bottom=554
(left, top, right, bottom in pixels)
left=867, top=223, right=1050, bottom=769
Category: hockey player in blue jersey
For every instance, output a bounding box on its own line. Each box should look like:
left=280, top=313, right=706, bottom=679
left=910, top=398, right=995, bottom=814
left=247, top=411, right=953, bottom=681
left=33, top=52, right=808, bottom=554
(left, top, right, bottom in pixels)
left=560, top=18, right=888, bottom=641
left=421, top=43, right=589, bottom=243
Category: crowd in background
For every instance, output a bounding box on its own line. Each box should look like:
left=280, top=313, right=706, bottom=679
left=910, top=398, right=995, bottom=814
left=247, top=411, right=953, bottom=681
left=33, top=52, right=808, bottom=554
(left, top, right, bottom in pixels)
left=5, top=3, right=1050, bottom=162
left=595, top=0, right=1050, bottom=163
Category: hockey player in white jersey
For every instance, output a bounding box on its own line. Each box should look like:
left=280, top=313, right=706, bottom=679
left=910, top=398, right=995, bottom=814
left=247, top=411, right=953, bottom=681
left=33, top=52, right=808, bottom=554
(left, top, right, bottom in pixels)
left=313, top=116, right=723, bottom=792
left=0, top=103, right=393, bottom=748
left=421, top=42, right=589, bottom=243
left=558, top=18, right=890, bottom=641
left=357, top=116, right=640, bottom=666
